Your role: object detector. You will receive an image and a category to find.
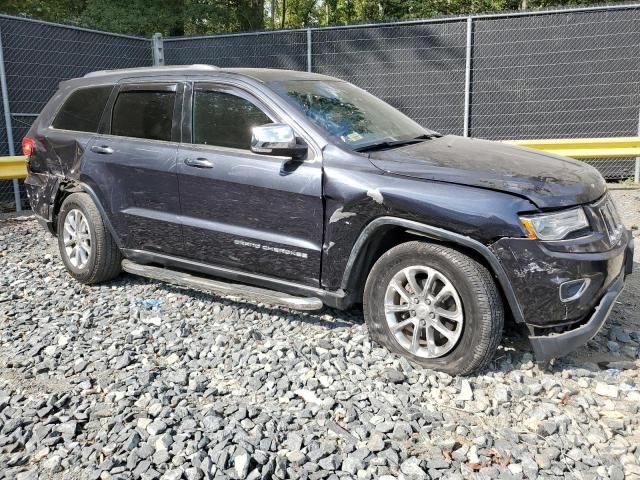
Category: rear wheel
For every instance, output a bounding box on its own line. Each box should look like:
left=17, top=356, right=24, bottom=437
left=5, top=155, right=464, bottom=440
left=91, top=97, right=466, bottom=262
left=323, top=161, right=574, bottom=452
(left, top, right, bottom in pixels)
left=363, top=241, right=503, bottom=375
left=57, top=192, right=122, bottom=284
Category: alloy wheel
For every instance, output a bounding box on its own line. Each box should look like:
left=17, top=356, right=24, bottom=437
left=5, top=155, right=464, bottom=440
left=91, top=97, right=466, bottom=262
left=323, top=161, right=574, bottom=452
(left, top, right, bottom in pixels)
left=63, top=209, right=91, bottom=269
left=384, top=265, right=464, bottom=358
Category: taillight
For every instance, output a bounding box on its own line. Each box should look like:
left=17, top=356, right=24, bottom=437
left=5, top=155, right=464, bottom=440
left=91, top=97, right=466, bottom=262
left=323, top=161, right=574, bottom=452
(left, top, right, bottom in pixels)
left=22, top=137, right=35, bottom=156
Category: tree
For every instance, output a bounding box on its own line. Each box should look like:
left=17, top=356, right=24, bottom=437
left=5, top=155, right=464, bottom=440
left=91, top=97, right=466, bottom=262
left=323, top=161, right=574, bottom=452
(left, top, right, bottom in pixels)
left=285, top=0, right=318, bottom=26
left=0, top=0, right=86, bottom=24
left=234, top=0, right=265, bottom=31
left=79, top=0, right=186, bottom=36
left=0, top=0, right=630, bottom=35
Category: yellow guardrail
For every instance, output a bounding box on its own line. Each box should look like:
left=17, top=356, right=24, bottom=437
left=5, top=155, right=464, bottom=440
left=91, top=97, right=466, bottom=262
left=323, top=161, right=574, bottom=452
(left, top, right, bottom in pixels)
left=503, top=137, right=640, bottom=159
left=0, top=137, right=638, bottom=181
left=0, top=155, right=27, bottom=180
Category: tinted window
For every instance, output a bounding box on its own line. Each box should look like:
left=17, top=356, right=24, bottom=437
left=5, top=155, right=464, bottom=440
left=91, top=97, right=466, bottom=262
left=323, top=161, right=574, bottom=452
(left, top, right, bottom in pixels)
left=111, top=90, right=175, bottom=141
left=52, top=86, right=112, bottom=132
left=193, top=90, right=272, bottom=149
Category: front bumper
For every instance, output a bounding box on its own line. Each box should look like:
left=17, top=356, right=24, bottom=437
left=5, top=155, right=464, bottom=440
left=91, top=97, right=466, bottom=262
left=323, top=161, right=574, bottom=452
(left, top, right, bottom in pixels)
left=529, top=269, right=625, bottom=362
left=491, top=230, right=634, bottom=362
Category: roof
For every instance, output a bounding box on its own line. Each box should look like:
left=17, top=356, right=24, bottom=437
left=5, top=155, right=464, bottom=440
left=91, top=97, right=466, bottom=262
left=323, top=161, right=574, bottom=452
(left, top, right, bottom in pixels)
left=221, top=68, right=339, bottom=83
left=75, top=65, right=339, bottom=84
left=83, top=64, right=220, bottom=78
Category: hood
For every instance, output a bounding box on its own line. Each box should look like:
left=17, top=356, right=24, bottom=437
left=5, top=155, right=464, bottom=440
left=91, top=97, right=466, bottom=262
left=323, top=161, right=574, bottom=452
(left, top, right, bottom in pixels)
left=368, top=135, right=606, bottom=209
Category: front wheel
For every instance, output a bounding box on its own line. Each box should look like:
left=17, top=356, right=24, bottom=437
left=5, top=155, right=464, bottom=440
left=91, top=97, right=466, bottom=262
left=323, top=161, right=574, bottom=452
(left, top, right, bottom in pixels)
left=363, top=241, right=503, bottom=375
left=57, top=192, right=122, bottom=284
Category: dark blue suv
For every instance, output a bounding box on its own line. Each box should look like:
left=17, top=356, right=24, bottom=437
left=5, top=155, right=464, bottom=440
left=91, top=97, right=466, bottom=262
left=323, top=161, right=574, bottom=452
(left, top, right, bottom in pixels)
left=23, top=65, right=633, bottom=374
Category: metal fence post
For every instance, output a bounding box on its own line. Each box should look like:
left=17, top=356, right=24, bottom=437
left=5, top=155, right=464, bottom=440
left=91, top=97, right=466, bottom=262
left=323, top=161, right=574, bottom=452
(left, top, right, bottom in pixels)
left=152, top=33, right=164, bottom=66
left=0, top=28, right=21, bottom=212
left=462, top=16, right=473, bottom=138
left=636, top=107, right=640, bottom=183
left=306, top=28, right=312, bottom=73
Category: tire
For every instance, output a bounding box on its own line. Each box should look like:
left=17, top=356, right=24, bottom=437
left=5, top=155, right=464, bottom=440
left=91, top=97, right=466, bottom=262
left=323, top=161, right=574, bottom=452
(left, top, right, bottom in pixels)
left=57, top=192, right=122, bottom=284
left=363, top=241, right=503, bottom=375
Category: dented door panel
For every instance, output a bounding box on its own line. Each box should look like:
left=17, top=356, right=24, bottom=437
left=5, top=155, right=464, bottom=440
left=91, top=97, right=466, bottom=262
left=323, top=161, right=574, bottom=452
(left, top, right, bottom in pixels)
left=73, top=80, right=186, bottom=255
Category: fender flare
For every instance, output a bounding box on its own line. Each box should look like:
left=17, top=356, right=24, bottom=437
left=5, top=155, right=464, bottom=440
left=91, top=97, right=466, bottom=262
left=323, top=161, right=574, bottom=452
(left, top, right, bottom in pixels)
left=340, top=216, right=525, bottom=323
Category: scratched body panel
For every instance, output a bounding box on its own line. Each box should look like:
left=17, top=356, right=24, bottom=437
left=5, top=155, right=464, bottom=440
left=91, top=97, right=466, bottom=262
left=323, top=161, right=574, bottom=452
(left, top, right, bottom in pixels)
left=23, top=88, right=90, bottom=225
left=320, top=144, right=533, bottom=290
left=490, top=238, right=626, bottom=325
left=367, top=135, right=606, bottom=209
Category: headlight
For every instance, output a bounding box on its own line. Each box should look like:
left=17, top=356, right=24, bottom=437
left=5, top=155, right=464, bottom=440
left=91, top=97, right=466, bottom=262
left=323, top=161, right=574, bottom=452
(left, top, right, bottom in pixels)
left=520, top=208, right=589, bottom=241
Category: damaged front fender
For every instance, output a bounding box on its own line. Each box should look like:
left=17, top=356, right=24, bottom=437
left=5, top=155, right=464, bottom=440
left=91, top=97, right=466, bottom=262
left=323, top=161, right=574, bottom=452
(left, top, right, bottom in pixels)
left=318, top=145, right=539, bottom=322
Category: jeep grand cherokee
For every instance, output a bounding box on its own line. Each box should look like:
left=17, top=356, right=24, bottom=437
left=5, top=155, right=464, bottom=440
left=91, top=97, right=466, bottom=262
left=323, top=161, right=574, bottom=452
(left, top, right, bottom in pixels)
left=23, top=65, right=634, bottom=375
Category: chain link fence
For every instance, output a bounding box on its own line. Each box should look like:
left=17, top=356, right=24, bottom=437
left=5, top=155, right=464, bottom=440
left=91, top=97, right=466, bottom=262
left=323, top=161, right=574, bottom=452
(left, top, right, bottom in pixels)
left=164, top=30, right=309, bottom=70
left=312, top=20, right=469, bottom=136
left=470, top=7, right=640, bottom=179
left=0, top=15, right=151, bottom=212
left=0, top=6, right=639, bottom=213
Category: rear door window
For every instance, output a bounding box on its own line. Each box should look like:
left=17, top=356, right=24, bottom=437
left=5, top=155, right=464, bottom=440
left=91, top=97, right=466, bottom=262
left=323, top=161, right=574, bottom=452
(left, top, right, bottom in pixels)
left=111, top=87, right=176, bottom=141
left=192, top=88, right=272, bottom=149
left=52, top=86, right=113, bottom=133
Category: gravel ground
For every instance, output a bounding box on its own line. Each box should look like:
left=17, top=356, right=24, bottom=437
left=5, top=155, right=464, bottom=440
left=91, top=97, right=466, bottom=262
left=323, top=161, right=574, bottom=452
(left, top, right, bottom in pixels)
left=1, top=187, right=639, bottom=480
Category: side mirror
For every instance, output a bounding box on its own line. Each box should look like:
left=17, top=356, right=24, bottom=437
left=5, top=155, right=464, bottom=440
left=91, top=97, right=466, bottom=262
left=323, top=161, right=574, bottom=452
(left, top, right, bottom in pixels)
left=251, top=124, right=307, bottom=159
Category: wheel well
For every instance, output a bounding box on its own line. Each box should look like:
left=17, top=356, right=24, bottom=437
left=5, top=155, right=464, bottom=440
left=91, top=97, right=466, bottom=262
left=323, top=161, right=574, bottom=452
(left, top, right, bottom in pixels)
left=346, top=226, right=516, bottom=325
left=51, top=182, right=84, bottom=234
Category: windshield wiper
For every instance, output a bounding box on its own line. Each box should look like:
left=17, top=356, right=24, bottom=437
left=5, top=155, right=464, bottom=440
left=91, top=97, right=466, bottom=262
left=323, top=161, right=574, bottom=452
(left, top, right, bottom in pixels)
left=354, top=134, right=435, bottom=152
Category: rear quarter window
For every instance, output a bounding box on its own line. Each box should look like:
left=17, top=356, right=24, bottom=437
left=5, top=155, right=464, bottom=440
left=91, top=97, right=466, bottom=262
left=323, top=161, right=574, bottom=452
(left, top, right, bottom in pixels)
left=52, top=86, right=113, bottom=133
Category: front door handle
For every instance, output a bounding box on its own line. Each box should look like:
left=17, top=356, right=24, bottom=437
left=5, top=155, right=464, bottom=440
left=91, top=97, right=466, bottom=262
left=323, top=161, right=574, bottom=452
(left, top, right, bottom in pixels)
left=185, top=158, right=214, bottom=169
left=90, top=145, right=114, bottom=155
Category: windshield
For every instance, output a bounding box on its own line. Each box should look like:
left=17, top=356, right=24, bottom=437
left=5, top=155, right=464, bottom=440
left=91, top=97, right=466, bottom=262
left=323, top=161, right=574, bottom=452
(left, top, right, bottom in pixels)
left=269, top=79, right=434, bottom=150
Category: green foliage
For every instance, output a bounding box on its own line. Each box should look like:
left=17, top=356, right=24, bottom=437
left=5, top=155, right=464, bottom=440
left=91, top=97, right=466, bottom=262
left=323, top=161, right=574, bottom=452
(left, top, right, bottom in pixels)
left=0, top=0, right=85, bottom=24
left=79, top=0, right=186, bottom=36
left=0, top=0, right=629, bottom=36
left=284, top=0, right=318, bottom=26
left=0, top=0, right=263, bottom=35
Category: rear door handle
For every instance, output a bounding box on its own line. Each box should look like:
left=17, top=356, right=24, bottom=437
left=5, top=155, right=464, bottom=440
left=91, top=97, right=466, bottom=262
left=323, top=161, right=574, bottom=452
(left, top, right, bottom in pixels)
left=90, top=145, right=114, bottom=155
left=185, top=158, right=214, bottom=169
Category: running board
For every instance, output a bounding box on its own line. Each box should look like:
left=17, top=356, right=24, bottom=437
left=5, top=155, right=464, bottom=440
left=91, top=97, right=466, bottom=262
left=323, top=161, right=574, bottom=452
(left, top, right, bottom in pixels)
left=121, top=260, right=324, bottom=311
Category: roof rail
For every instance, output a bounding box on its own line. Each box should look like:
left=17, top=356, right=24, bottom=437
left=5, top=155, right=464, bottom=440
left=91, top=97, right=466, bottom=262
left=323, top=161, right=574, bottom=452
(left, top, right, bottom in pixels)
left=84, top=64, right=219, bottom=78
